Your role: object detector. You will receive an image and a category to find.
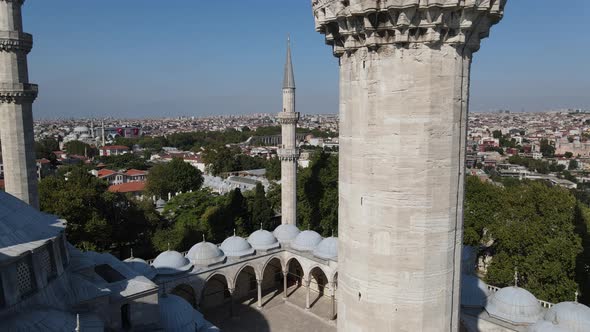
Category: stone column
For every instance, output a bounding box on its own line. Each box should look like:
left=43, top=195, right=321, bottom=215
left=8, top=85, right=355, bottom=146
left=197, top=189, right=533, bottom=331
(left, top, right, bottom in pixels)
left=329, top=281, right=336, bottom=320
left=256, top=279, right=263, bottom=309
left=278, top=38, right=299, bottom=225
left=0, top=0, right=39, bottom=208
left=282, top=270, right=288, bottom=300
left=228, top=288, right=235, bottom=318
left=311, top=1, right=506, bottom=331
left=304, top=279, right=311, bottom=310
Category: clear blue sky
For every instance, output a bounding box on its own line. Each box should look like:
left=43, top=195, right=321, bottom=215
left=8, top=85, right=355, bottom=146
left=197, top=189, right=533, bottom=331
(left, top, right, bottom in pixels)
left=23, top=0, right=589, bottom=118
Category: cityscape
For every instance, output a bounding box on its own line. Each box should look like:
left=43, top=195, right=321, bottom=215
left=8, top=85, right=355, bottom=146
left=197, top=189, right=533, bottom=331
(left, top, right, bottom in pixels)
left=1, top=1, right=589, bottom=332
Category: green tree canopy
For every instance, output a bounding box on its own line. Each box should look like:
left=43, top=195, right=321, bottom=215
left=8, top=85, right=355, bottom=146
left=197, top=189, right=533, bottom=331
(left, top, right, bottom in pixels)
left=146, top=158, right=203, bottom=198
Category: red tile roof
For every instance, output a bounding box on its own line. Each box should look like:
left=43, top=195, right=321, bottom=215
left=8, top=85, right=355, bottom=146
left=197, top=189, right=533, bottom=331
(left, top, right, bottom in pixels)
left=97, top=169, right=117, bottom=177
left=124, top=169, right=147, bottom=176
left=108, top=181, right=146, bottom=193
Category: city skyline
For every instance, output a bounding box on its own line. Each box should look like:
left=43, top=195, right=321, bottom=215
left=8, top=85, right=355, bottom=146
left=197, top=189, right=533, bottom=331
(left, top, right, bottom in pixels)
left=24, top=1, right=590, bottom=118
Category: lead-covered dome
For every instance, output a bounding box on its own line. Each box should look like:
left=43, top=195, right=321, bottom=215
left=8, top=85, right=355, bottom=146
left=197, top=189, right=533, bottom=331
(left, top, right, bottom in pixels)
left=186, top=241, right=225, bottom=267
left=124, top=257, right=157, bottom=279
left=543, top=302, right=590, bottom=332
left=313, top=237, right=338, bottom=261
left=152, top=250, right=193, bottom=275
left=248, top=230, right=280, bottom=251
left=220, top=236, right=255, bottom=258
left=486, top=287, right=543, bottom=324
left=273, top=224, right=300, bottom=244
left=291, top=230, right=322, bottom=252
left=159, top=294, right=197, bottom=332
left=460, top=275, right=490, bottom=308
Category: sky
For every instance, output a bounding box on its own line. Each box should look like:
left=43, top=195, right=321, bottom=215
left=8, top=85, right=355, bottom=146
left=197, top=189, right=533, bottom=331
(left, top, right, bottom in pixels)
left=22, top=0, right=590, bottom=119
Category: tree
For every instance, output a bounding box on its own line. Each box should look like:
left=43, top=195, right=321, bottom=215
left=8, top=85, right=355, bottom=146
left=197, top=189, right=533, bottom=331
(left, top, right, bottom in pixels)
left=492, top=130, right=503, bottom=139
left=35, top=138, right=59, bottom=162
left=265, top=157, right=281, bottom=181
left=64, top=140, right=97, bottom=157
left=464, top=177, right=583, bottom=303
left=569, top=159, right=579, bottom=170
left=249, top=183, right=275, bottom=231
left=565, top=152, right=574, bottom=159
left=540, top=139, right=555, bottom=158
left=146, top=158, right=203, bottom=198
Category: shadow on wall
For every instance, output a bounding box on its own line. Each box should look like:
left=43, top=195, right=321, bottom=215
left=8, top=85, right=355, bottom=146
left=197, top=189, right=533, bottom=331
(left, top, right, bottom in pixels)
left=460, top=274, right=490, bottom=332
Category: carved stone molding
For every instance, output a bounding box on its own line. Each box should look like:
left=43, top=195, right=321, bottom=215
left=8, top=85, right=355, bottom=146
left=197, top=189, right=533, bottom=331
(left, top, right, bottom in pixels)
left=278, top=148, right=300, bottom=161
left=0, top=32, right=33, bottom=53
left=277, top=112, right=300, bottom=125
left=312, top=0, right=506, bottom=57
left=0, top=83, right=38, bottom=104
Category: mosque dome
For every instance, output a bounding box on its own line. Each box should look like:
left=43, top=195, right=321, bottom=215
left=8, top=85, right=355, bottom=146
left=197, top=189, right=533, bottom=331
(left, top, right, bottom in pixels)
left=486, top=286, right=543, bottom=324
left=291, top=230, right=323, bottom=252
left=73, top=126, right=89, bottom=133
left=247, top=229, right=280, bottom=250
left=79, top=133, right=90, bottom=139
left=543, top=302, right=590, bottom=332
left=460, top=275, right=490, bottom=308
left=220, top=236, right=255, bottom=257
left=186, top=241, right=225, bottom=266
left=313, top=237, right=338, bottom=261
left=124, top=256, right=157, bottom=280
left=273, top=224, right=300, bottom=244
left=155, top=198, right=166, bottom=209
left=159, top=294, right=197, bottom=332
left=152, top=250, right=193, bottom=275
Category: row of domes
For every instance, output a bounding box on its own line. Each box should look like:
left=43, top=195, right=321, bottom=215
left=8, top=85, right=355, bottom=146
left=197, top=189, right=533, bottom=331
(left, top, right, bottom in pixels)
left=461, top=275, right=590, bottom=331
left=125, top=224, right=338, bottom=277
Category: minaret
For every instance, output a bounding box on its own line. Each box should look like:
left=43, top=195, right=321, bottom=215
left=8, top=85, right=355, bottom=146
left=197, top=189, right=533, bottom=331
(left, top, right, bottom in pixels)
left=277, top=37, right=299, bottom=225
left=0, top=0, right=39, bottom=208
left=311, top=1, right=506, bottom=331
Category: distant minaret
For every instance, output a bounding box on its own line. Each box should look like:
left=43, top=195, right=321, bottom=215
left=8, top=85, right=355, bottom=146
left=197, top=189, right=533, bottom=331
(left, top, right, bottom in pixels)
left=101, top=120, right=106, bottom=146
left=0, top=0, right=39, bottom=208
left=277, top=37, right=299, bottom=225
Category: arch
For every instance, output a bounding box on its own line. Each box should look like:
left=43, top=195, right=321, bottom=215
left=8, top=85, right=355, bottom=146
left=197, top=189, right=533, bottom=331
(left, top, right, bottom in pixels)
left=261, top=255, right=285, bottom=275
left=233, top=265, right=258, bottom=304
left=170, top=283, right=196, bottom=308
left=200, top=273, right=231, bottom=310
left=308, top=266, right=329, bottom=309
left=305, top=264, right=331, bottom=283
left=231, top=264, right=259, bottom=289
left=260, top=257, right=284, bottom=304
left=285, top=257, right=304, bottom=296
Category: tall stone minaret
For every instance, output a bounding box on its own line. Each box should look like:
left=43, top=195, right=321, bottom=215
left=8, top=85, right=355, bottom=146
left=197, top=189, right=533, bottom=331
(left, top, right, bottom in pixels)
left=277, top=37, right=299, bottom=225
left=312, top=1, right=506, bottom=331
left=0, top=0, right=39, bottom=208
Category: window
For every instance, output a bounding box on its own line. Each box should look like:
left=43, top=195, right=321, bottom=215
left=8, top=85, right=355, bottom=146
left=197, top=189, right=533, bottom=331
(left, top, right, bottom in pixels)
left=16, top=256, right=36, bottom=298
left=39, top=245, right=57, bottom=281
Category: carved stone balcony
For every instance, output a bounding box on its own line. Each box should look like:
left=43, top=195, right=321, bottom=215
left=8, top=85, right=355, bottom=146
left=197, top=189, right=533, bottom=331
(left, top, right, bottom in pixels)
left=277, top=112, right=300, bottom=125
left=0, top=83, right=38, bottom=103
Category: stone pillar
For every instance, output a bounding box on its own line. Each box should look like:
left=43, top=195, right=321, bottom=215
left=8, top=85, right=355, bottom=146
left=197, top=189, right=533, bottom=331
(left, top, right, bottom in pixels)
left=278, top=37, right=299, bottom=225
left=256, top=279, right=263, bottom=309
left=311, top=1, right=506, bottom=331
left=0, top=0, right=39, bottom=208
left=304, top=279, right=311, bottom=310
left=228, top=288, right=235, bottom=318
left=282, top=270, right=288, bottom=300
left=330, top=281, right=336, bottom=320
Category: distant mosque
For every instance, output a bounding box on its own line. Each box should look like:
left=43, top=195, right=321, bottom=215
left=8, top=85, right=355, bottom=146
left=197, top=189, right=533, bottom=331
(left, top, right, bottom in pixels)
left=0, top=1, right=589, bottom=332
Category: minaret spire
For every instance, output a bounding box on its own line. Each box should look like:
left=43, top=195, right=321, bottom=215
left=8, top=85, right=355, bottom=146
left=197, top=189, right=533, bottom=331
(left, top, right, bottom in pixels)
left=283, top=36, right=295, bottom=89
left=277, top=36, right=300, bottom=226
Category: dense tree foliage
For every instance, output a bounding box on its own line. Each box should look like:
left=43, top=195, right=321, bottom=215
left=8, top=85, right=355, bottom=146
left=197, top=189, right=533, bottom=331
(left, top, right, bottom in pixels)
left=508, top=155, right=565, bottom=174
left=64, top=140, right=98, bottom=157
left=202, top=146, right=268, bottom=176
left=297, top=151, right=338, bottom=236
left=464, top=176, right=583, bottom=303
left=146, top=158, right=203, bottom=198
left=540, top=138, right=556, bottom=157
left=39, top=167, right=160, bottom=257
left=249, top=183, right=276, bottom=231
left=35, top=138, right=59, bottom=162
left=98, top=153, right=150, bottom=170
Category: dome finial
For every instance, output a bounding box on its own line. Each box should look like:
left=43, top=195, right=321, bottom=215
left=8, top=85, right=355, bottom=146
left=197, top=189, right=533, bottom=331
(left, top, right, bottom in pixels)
left=514, top=267, right=519, bottom=287
left=75, top=313, right=81, bottom=332
left=130, top=248, right=134, bottom=259
left=167, top=242, right=171, bottom=251
left=575, top=290, right=579, bottom=303
left=233, top=228, right=236, bottom=237
left=260, top=222, right=263, bottom=230
left=202, top=234, right=206, bottom=243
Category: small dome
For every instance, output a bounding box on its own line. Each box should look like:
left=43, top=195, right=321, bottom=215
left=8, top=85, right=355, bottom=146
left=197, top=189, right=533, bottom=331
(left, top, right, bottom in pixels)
left=486, top=286, right=543, bottom=324
left=159, top=294, right=197, bottom=332
left=74, top=126, right=89, bottom=133
left=528, top=320, right=570, bottom=332
left=291, top=230, right=322, bottom=252
left=152, top=250, right=193, bottom=275
left=543, top=302, right=590, bottom=332
left=156, top=198, right=166, bottom=209
left=313, top=237, right=338, bottom=261
left=220, top=236, right=255, bottom=257
left=273, top=224, right=300, bottom=244
left=460, top=275, right=490, bottom=308
left=186, top=241, right=225, bottom=266
left=248, top=230, right=280, bottom=250
left=124, top=257, right=156, bottom=279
